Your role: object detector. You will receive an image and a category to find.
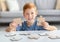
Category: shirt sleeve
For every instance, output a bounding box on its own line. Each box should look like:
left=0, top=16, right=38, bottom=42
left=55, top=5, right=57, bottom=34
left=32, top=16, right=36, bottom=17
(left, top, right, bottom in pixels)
left=38, top=26, right=46, bottom=30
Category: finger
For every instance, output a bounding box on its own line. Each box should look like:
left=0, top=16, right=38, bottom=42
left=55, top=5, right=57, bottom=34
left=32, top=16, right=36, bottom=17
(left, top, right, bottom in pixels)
left=38, top=16, right=45, bottom=22
left=9, top=22, right=17, bottom=29
left=12, top=18, right=22, bottom=25
left=41, top=17, right=45, bottom=22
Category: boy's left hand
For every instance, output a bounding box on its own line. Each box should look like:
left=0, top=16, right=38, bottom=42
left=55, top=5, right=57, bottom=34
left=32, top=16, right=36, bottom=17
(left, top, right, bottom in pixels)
left=37, top=16, right=46, bottom=26
left=37, top=16, right=57, bottom=31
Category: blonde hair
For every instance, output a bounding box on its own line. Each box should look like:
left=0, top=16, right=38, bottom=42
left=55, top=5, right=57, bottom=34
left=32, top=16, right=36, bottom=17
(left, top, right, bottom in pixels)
left=23, top=3, right=37, bottom=13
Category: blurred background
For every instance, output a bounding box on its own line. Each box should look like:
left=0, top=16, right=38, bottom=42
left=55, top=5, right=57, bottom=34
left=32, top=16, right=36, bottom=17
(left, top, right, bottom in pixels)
left=0, top=0, right=60, bottom=31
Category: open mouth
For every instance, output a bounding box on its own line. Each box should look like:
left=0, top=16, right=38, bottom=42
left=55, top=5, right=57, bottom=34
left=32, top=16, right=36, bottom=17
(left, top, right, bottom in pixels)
left=28, top=18, right=33, bottom=20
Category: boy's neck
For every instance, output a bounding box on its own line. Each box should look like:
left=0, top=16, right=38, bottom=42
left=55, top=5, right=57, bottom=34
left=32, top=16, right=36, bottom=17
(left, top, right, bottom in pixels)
left=27, top=20, right=35, bottom=27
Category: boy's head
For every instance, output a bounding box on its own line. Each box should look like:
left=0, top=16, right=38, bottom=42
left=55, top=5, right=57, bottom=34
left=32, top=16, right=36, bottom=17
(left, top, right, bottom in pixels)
left=23, top=3, right=37, bottom=22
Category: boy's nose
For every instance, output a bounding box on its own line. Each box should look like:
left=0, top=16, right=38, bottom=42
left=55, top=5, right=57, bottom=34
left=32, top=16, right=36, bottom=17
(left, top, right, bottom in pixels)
left=28, top=14, right=32, bottom=17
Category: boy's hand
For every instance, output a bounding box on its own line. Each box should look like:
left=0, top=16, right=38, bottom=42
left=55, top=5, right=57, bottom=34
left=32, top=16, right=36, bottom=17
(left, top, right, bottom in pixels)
left=37, top=16, right=46, bottom=26
left=6, top=18, right=22, bottom=32
left=12, top=18, right=22, bottom=26
left=5, top=22, right=17, bottom=32
left=37, top=16, right=57, bottom=31
left=38, top=16, right=45, bottom=22
left=41, top=22, right=49, bottom=28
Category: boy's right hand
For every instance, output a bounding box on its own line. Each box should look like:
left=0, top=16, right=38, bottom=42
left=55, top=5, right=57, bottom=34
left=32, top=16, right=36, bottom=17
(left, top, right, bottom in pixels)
left=6, top=18, right=22, bottom=32
left=6, top=22, right=17, bottom=32
left=12, top=18, right=22, bottom=26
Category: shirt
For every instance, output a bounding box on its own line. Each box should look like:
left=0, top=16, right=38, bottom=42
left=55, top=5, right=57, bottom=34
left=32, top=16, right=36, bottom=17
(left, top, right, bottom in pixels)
left=16, top=21, right=46, bottom=31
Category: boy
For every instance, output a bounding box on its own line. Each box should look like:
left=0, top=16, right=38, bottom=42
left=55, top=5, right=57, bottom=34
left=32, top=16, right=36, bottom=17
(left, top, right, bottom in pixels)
left=6, top=3, right=57, bottom=32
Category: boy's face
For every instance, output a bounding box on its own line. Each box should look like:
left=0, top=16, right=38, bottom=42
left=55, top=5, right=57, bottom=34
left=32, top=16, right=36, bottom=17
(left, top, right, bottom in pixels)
left=23, top=8, right=37, bottom=22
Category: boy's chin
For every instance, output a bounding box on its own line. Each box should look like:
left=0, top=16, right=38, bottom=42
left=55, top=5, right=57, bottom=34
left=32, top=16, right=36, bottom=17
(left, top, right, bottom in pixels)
left=27, top=20, right=34, bottom=22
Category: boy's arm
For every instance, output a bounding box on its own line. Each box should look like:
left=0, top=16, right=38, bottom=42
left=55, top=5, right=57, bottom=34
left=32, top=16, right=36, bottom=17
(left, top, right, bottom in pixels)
left=5, top=18, right=22, bottom=32
left=5, top=22, right=17, bottom=32
left=37, top=16, right=57, bottom=31
left=41, top=22, right=57, bottom=31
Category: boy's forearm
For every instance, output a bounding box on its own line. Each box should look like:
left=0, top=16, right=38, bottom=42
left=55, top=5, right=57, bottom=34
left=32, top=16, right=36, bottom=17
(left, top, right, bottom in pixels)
left=41, top=22, right=57, bottom=31
left=45, top=26, right=57, bottom=31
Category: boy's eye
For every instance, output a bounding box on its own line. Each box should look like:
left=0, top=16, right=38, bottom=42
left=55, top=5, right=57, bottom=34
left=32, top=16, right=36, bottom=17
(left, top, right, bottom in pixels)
left=26, top=13, right=29, bottom=15
left=31, top=12, right=34, bottom=14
